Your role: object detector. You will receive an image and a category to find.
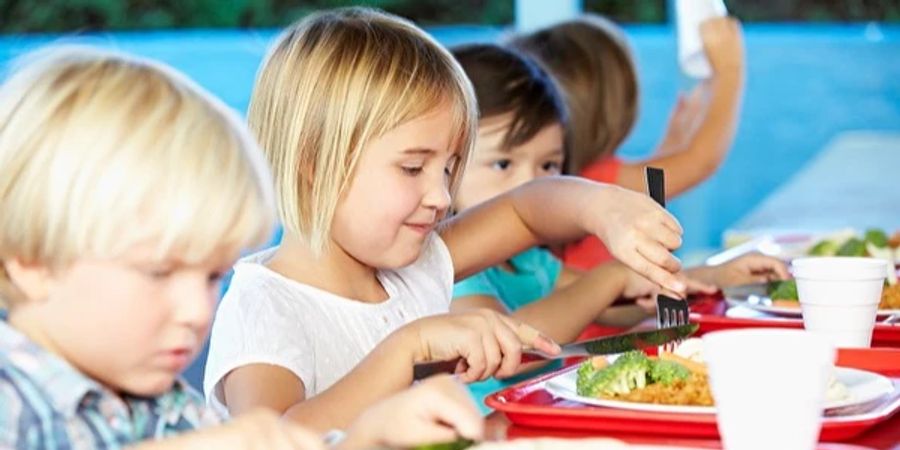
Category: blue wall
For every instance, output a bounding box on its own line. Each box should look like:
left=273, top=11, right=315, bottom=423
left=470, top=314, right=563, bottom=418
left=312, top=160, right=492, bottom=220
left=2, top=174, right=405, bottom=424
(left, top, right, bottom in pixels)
left=2, top=24, right=898, bottom=255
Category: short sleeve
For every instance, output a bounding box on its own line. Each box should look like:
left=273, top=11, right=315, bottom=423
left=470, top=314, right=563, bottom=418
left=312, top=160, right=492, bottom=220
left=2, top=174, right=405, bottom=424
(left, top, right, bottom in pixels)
left=0, top=379, right=23, bottom=446
left=453, top=270, right=500, bottom=300
left=533, top=248, right=563, bottom=290
left=203, top=274, right=316, bottom=410
left=580, top=157, right=622, bottom=184
left=417, top=233, right=455, bottom=301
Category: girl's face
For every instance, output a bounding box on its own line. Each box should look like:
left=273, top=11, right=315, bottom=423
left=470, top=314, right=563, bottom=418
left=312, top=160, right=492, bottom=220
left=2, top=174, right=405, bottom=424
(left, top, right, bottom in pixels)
left=454, top=114, right=564, bottom=212
left=11, top=243, right=235, bottom=397
left=331, top=103, right=460, bottom=269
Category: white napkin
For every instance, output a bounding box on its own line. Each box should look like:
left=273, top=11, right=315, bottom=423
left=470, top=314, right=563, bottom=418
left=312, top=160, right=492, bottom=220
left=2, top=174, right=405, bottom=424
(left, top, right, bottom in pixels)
left=676, top=0, right=728, bottom=79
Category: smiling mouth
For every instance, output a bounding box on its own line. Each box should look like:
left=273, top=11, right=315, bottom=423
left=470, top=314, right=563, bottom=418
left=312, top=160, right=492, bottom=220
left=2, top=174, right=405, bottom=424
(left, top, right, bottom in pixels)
left=405, top=222, right=434, bottom=234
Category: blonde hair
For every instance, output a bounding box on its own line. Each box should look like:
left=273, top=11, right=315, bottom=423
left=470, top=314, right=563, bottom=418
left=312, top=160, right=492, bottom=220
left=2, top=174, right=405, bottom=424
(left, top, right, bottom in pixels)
left=0, top=46, right=276, bottom=306
left=248, top=7, right=477, bottom=254
left=510, top=14, right=639, bottom=175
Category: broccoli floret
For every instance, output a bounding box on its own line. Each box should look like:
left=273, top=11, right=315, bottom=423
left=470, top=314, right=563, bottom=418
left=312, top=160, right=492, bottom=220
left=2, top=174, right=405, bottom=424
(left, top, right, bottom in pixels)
left=767, top=279, right=798, bottom=301
left=865, top=229, right=889, bottom=248
left=808, top=240, right=839, bottom=256
left=576, top=351, right=651, bottom=398
left=836, top=238, right=867, bottom=256
left=648, top=359, right=691, bottom=386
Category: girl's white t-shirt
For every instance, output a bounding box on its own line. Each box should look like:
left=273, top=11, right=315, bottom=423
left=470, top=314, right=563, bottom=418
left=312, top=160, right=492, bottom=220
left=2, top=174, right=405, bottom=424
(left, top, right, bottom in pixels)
left=203, top=234, right=454, bottom=415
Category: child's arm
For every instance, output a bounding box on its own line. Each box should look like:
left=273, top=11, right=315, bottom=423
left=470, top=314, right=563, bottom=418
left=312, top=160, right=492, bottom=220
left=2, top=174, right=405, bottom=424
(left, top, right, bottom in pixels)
left=685, top=252, right=790, bottom=288
left=128, top=409, right=325, bottom=450
left=615, top=17, right=745, bottom=198
left=441, top=176, right=686, bottom=294
left=222, top=310, right=557, bottom=432
left=453, top=262, right=644, bottom=345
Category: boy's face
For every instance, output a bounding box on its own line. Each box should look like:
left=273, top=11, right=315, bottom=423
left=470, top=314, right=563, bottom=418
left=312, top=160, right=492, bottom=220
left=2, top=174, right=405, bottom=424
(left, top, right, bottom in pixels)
left=331, top=102, right=458, bottom=269
left=454, top=114, right=564, bottom=212
left=8, top=243, right=234, bottom=396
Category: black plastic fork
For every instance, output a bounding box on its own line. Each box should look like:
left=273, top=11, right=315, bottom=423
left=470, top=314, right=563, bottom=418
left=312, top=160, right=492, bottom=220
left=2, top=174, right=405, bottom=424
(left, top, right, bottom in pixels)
left=645, top=166, right=691, bottom=352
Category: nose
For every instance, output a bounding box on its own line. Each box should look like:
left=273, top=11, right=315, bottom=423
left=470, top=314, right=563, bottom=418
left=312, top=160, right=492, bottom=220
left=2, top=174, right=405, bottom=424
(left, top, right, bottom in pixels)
left=423, top=175, right=452, bottom=213
left=171, top=276, right=216, bottom=334
left=511, top=165, right=538, bottom=188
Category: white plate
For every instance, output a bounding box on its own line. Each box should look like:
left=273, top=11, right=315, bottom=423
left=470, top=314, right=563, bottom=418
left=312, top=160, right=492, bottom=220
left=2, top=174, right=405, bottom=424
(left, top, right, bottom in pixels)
left=545, top=366, right=894, bottom=415
left=723, top=282, right=900, bottom=319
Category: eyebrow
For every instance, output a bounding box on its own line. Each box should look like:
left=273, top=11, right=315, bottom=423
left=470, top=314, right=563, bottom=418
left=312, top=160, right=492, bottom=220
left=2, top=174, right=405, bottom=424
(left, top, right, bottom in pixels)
left=402, top=148, right=438, bottom=155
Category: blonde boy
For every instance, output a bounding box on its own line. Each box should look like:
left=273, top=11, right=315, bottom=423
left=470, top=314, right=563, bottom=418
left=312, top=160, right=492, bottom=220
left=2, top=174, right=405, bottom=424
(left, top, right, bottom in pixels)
left=0, top=46, right=300, bottom=448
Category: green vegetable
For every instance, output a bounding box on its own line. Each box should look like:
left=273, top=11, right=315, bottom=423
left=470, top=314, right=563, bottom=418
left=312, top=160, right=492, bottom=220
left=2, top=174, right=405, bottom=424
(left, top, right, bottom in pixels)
left=767, top=279, right=799, bottom=301
left=576, top=350, right=651, bottom=398
left=648, top=359, right=691, bottom=386
left=413, top=439, right=475, bottom=450
left=576, top=351, right=694, bottom=398
left=836, top=238, right=867, bottom=256
left=808, top=240, right=839, bottom=256
left=864, top=229, right=889, bottom=248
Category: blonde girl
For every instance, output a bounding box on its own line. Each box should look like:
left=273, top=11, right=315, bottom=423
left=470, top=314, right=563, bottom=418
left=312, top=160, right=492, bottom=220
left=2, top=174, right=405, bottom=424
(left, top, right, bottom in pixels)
left=205, top=7, right=684, bottom=433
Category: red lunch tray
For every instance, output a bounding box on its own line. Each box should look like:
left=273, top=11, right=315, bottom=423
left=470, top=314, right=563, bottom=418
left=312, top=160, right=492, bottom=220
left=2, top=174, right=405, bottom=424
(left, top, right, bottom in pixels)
left=485, top=348, right=900, bottom=442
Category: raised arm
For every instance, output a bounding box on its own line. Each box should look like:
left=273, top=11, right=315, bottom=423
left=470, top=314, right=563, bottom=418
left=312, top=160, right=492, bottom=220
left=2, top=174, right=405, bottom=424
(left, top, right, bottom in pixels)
left=616, top=17, right=745, bottom=198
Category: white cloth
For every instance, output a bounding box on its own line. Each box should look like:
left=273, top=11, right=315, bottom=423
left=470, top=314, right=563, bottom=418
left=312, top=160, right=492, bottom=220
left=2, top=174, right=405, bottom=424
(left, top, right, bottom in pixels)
left=203, top=233, right=454, bottom=415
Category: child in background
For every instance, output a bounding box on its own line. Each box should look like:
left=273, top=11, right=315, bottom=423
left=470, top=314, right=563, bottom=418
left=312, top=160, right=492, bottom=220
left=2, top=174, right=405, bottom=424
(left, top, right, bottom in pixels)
left=205, top=7, right=686, bottom=433
left=0, top=46, right=483, bottom=450
left=449, top=43, right=787, bottom=408
left=510, top=14, right=746, bottom=270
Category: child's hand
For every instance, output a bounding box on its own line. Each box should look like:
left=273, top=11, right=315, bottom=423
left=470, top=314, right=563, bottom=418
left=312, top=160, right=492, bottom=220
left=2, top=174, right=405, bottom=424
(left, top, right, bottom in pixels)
left=405, top=310, right=560, bottom=382
left=700, top=16, right=745, bottom=76
left=590, top=186, right=685, bottom=295
left=710, top=253, right=790, bottom=288
left=340, top=375, right=483, bottom=450
left=622, top=267, right=717, bottom=316
left=658, top=83, right=709, bottom=155
left=160, top=409, right=324, bottom=450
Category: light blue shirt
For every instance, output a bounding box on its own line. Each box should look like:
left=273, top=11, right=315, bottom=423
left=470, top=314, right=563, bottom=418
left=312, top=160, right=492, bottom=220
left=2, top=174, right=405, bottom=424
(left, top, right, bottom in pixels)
left=0, top=322, right=221, bottom=449
left=453, top=247, right=563, bottom=413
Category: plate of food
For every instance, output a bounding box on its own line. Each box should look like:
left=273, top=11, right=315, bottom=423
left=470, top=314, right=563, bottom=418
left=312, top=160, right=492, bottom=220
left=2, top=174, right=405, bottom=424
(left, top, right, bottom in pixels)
left=769, top=228, right=900, bottom=264
left=723, top=279, right=900, bottom=318
left=544, top=340, right=895, bottom=415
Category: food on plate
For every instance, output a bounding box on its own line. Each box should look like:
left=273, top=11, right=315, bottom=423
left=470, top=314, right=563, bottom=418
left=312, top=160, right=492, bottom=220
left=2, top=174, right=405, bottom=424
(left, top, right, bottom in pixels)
left=576, top=349, right=713, bottom=407
left=765, top=279, right=900, bottom=310
left=575, top=339, right=850, bottom=407
left=807, top=228, right=900, bottom=265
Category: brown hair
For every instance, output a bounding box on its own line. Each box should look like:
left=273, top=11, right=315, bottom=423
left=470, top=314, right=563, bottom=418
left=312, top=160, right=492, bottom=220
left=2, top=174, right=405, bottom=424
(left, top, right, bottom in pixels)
left=451, top=43, right=567, bottom=152
left=509, top=14, right=638, bottom=174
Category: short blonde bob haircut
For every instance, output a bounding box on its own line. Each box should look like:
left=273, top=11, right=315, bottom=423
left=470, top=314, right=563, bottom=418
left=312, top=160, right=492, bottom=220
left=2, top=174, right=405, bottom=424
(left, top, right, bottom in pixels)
left=0, top=46, right=276, bottom=306
left=248, top=7, right=478, bottom=254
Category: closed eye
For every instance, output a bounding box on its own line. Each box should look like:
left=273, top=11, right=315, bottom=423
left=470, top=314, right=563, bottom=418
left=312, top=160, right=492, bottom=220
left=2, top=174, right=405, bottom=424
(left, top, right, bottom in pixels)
left=402, top=166, right=424, bottom=176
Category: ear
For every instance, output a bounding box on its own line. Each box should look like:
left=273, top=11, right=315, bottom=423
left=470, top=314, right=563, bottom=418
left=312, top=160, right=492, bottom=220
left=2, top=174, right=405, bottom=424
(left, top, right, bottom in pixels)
left=2, top=259, right=51, bottom=302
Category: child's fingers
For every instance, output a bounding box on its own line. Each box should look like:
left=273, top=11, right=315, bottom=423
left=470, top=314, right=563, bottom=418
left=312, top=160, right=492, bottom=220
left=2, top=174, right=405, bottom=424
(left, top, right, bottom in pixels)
left=282, top=423, right=327, bottom=450
left=479, top=334, right=502, bottom=381
left=419, top=376, right=484, bottom=440
left=500, top=315, right=560, bottom=355
left=683, top=275, right=717, bottom=294
left=657, top=209, right=684, bottom=238
left=648, top=218, right=683, bottom=251
left=489, top=315, right=526, bottom=378
left=627, top=251, right=686, bottom=296
left=636, top=238, right=682, bottom=274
